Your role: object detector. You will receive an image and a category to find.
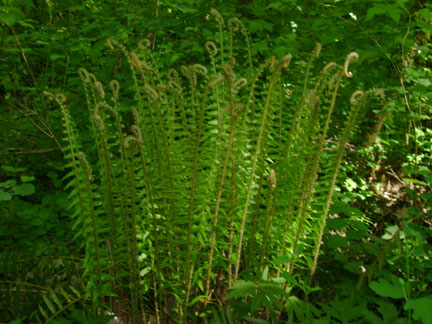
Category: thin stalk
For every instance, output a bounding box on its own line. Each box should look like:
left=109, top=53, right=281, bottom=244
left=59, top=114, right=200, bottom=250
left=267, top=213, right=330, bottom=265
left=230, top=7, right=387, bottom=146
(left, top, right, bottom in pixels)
left=184, top=84, right=212, bottom=321
left=309, top=89, right=365, bottom=282
left=234, top=55, right=291, bottom=282
left=258, top=170, right=277, bottom=275
left=205, top=103, right=241, bottom=300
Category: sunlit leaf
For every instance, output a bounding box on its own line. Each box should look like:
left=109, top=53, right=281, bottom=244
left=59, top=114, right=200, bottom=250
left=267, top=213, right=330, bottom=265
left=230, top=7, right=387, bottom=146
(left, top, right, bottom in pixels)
left=369, top=277, right=405, bottom=299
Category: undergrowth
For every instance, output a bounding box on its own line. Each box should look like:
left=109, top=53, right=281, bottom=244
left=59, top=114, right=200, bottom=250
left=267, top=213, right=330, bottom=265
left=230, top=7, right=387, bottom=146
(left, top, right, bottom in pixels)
left=3, top=9, right=430, bottom=324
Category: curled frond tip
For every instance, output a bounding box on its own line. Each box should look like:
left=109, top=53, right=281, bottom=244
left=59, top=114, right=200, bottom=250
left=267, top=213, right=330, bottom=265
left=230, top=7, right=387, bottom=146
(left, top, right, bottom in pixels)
left=322, top=62, right=338, bottom=75
left=143, top=86, right=159, bottom=101
left=228, top=18, right=243, bottom=32
left=78, top=68, right=90, bottom=83
left=210, top=8, right=224, bottom=25
left=55, top=93, right=67, bottom=104
left=131, top=125, right=143, bottom=143
left=205, top=41, right=218, bottom=57
left=350, top=90, right=364, bottom=105
left=344, top=52, right=359, bottom=78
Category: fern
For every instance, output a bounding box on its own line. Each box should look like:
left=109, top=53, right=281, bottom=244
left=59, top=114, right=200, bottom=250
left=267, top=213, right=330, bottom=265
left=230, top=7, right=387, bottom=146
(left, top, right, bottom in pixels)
left=44, top=12, right=372, bottom=323
left=36, top=285, right=84, bottom=324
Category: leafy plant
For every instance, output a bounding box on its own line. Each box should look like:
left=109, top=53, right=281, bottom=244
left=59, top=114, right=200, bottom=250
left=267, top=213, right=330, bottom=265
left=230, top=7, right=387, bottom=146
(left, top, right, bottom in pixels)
left=1, top=1, right=430, bottom=323
left=40, top=9, right=378, bottom=322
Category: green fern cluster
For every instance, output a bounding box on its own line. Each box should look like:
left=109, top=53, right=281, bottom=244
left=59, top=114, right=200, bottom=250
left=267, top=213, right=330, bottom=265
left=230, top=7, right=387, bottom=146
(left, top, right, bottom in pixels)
left=44, top=9, right=376, bottom=323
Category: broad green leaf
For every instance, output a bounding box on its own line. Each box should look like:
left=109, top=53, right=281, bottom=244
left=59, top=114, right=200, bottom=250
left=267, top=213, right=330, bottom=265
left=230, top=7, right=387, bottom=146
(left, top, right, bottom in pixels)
left=0, top=189, right=12, bottom=201
left=14, top=183, right=35, bottom=196
left=387, top=8, right=401, bottom=23
left=367, top=3, right=401, bottom=23
left=366, top=4, right=387, bottom=20
left=415, top=18, right=432, bottom=33
left=382, top=225, right=400, bottom=240
left=404, top=296, right=432, bottom=324
left=376, top=299, right=399, bottom=323
left=2, top=179, right=17, bottom=187
left=369, top=277, right=405, bottom=299
left=0, top=6, right=24, bottom=27
left=416, top=78, right=432, bottom=87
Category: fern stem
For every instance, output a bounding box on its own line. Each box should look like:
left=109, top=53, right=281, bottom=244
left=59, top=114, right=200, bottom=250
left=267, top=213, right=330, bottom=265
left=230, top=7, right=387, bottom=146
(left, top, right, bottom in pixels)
left=309, top=90, right=365, bottom=282
left=234, top=55, right=291, bottom=282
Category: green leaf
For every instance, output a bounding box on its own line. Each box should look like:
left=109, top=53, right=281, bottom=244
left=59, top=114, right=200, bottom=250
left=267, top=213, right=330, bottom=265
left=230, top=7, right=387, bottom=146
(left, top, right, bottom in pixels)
left=13, top=183, right=35, bottom=196
left=272, top=255, right=292, bottom=265
left=0, top=189, right=12, bottom=201
left=327, top=218, right=347, bottom=230
left=139, top=267, right=151, bottom=277
left=261, top=266, right=269, bottom=281
left=0, top=6, right=25, bottom=27
left=344, top=178, right=357, bottom=191
left=402, top=178, right=428, bottom=186
left=271, top=277, right=286, bottom=284
left=327, top=235, right=347, bottom=248
left=21, top=175, right=35, bottom=183
left=60, top=287, right=73, bottom=302
left=387, top=8, right=401, bottom=23
left=243, top=316, right=268, bottom=323
left=1, top=179, right=17, bottom=187
left=50, top=290, right=62, bottom=309
left=39, top=304, right=49, bottom=320
left=404, top=296, right=432, bottom=324
left=369, top=277, right=405, bottom=299
left=376, top=299, right=399, bottom=323
left=415, top=18, right=432, bottom=33
left=17, top=19, right=34, bottom=28
left=42, top=293, right=56, bottom=314
left=249, top=19, right=273, bottom=33
left=366, top=4, right=387, bottom=20
left=1, top=165, right=26, bottom=172
left=187, top=295, right=206, bottom=307
left=382, top=225, right=400, bottom=240
left=226, top=280, right=256, bottom=299
left=30, top=218, right=44, bottom=226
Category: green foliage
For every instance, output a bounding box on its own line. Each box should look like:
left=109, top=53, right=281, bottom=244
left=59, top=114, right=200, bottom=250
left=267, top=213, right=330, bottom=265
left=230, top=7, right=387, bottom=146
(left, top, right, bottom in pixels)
left=1, top=0, right=431, bottom=323
left=40, top=7, right=377, bottom=322
left=226, top=276, right=288, bottom=322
